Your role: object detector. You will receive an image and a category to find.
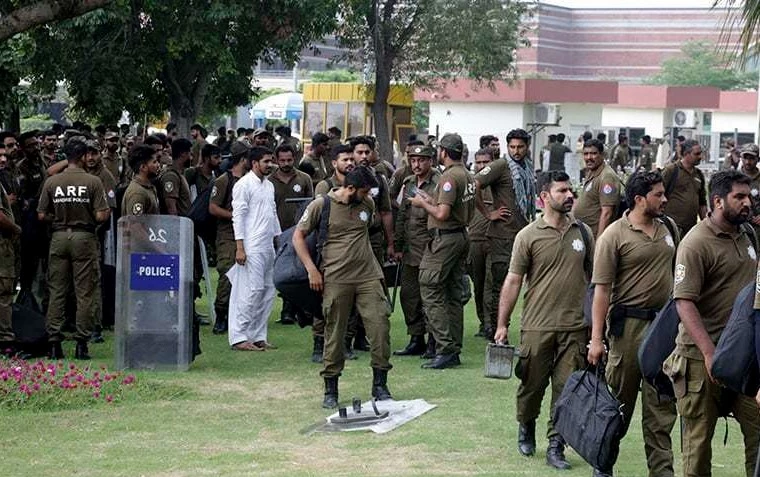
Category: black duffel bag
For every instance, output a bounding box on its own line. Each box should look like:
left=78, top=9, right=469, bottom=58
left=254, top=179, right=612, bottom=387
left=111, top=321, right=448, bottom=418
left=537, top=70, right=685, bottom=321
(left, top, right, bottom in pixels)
left=273, top=195, right=329, bottom=319
left=553, top=367, right=625, bottom=473
left=638, top=297, right=680, bottom=399
left=712, top=282, right=758, bottom=396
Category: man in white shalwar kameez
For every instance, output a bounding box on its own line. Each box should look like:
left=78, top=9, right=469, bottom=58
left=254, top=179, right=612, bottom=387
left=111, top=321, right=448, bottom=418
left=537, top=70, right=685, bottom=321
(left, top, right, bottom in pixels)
left=228, top=146, right=281, bottom=351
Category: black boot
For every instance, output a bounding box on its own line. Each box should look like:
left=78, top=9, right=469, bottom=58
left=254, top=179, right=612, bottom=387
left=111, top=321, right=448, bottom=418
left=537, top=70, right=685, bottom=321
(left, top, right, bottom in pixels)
left=311, top=336, right=324, bottom=363
left=74, top=340, right=91, bottom=360
left=278, top=299, right=296, bottom=325
left=518, top=421, right=536, bottom=456
left=546, top=436, right=571, bottom=470
left=371, top=368, right=393, bottom=400
left=592, top=468, right=613, bottom=477
left=344, top=335, right=357, bottom=360
left=213, top=307, right=228, bottom=335
left=393, top=335, right=426, bottom=356
left=322, top=376, right=339, bottom=409
left=420, top=335, right=436, bottom=359
left=421, top=353, right=458, bottom=369
left=48, top=341, right=65, bottom=360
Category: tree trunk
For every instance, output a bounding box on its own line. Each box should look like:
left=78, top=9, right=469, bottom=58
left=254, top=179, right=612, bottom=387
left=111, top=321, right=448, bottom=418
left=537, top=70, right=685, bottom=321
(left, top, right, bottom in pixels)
left=0, top=0, right=113, bottom=42
left=162, top=60, right=208, bottom=139
left=372, top=66, right=393, bottom=163
left=9, top=103, right=20, bottom=133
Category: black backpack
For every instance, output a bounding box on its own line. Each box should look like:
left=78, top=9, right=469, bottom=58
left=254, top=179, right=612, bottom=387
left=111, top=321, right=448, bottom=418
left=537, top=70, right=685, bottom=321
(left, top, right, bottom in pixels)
left=711, top=282, right=759, bottom=396
left=186, top=172, right=234, bottom=244
left=273, top=195, right=330, bottom=320
left=553, top=367, right=626, bottom=473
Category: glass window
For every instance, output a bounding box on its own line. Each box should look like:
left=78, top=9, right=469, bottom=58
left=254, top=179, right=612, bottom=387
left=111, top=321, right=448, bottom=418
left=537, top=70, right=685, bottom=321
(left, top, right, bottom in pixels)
left=305, top=102, right=325, bottom=138
left=348, top=103, right=365, bottom=137
left=326, top=102, right=346, bottom=136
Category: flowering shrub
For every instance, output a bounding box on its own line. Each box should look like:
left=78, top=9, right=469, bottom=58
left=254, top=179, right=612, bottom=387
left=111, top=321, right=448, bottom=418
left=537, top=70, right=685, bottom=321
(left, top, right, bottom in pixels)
left=0, top=357, right=137, bottom=410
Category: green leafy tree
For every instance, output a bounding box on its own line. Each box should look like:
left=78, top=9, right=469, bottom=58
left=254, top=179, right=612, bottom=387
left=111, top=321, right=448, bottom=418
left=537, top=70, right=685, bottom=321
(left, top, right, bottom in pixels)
left=0, top=0, right=112, bottom=42
left=310, top=69, right=360, bottom=83
left=648, top=40, right=756, bottom=90
left=25, top=0, right=339, bottom=135
left=338, top=0, right=530, bottom=159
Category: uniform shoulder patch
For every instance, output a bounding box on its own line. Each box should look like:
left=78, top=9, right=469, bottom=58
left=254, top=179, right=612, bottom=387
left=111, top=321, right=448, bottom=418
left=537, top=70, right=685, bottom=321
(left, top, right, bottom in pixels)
left=749, top=245, right=757, bottom=261
left=132, top=202, right=143, bottom=215
left=674, top=264, right=686, bottom=285
left=478, top=166, right=492, bottom=176
left=571, top=238, right=584, bottom=252
left=107, top=189, right=115, bottom=199
left=442, top=181, right=452, bottom=192
left=359, top=210, right=369, bottom=222
left=602, top=183, right=615, bottom=195
left=164, top=181, right=174, bottom=193
left=211, top=186, right=218, bottom=198
left=293, top=183, right=302, bottom=193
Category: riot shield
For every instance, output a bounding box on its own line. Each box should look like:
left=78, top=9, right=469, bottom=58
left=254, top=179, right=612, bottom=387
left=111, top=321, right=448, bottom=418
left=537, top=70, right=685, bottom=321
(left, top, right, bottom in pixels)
left=115, top=215, right=194, bottom=371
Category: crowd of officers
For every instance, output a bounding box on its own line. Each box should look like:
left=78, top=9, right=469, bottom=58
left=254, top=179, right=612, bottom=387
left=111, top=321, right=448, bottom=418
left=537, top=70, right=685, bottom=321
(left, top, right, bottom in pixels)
left=2, top=119, right=760, bottom=476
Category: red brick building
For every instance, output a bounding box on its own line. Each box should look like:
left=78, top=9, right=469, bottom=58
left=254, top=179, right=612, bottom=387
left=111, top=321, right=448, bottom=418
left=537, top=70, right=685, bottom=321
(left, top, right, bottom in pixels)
left=519, top=3, right=741, bottom=81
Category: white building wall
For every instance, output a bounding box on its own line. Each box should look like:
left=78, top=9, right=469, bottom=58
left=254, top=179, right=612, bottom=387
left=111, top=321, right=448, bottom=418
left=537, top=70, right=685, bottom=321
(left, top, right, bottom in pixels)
left=532, top=103, right=604, bottom=152
left=602, top=107, right=666, bottom=137
left=711, top=112, right=756, bottom=135
left=428, top=102, right=525, bottom=158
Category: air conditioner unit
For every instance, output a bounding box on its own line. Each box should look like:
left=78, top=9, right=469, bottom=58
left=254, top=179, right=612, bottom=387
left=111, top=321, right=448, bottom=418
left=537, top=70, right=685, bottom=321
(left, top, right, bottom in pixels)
left=672, top=109, right=697, bottom=128
left=534, top=103, right=560, bottom=124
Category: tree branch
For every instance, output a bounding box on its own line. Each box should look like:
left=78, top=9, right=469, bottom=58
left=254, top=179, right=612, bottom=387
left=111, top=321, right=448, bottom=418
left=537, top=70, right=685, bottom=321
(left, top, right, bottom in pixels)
left=0, top=0, right=113, bottom=42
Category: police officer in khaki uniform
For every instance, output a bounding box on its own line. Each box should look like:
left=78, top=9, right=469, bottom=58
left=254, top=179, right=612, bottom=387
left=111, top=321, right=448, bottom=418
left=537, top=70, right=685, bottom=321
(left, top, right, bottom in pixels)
left=392, top=144, right=439, bottom=356
left=37, top=141, right=109, bottom=360
left=102, top=131, right=124, bottom=184
left=159, top=138, right=192, bottom=216
left=740, top=144, right=760, bottom=236
left=661, top=139, right=707, bottom=235
left=308, top=144, right=356, bottom=362
left=587, top=171, right=679, bottom=477
left=122, top=145, right=161, bottom=217
left=668, top=169, right=760, bottom=477
left=293, top=166, right=393, bottom=408
left=494, top=171, right=591, bottom=471
left=300, top=133, right=333, bottom=187
left=475, top=129, right=536, bottom=341
left=185, top=144, right=220, bottom=199
left=0, top=142, right=22, bottom=356
left=389, top=140, right=425, bottom=206
left=411, top=133, right=474, bottom=369
left=469, top=149, right=493, bottom=338
left=610, top=133, right=631, bottom=173
left=268, top=143, right=314, bottom=325
left=314, top=145, right=356, bottom=196
left=638, top=135, right=655, bottom=171
left=573, top=139, right=621, bottom=238
left=208, top=142, right=249, bottom=335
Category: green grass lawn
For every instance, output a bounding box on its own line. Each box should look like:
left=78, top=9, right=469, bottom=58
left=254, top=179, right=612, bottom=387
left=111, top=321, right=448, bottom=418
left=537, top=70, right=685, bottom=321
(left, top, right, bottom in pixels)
left=0, top=276, right=750, bottom=477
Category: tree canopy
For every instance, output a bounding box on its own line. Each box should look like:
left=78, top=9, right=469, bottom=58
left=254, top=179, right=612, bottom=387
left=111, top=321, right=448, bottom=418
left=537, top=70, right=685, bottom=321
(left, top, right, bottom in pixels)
left=8, top=0, right=340, bottom=134
left=338, top=0, right=530, bottom=159
left=648, top=40, right=756, bottom=90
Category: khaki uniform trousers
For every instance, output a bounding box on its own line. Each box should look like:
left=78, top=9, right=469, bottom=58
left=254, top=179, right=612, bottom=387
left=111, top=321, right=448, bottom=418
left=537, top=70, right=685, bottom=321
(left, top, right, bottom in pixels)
left=672, top=353, right=760, bottom=477
left=467, top=239, right=491, bottom=328
left=47, top=230, right=100, bottom=342
left=607, top=317, right=677, bottom=477
left=399, top=263, right=426, bottom=336
left=320, top=279, right=391, bottom=378
left=515, top=329, right=587, bottom=438
left=419, top=231, right=468, bottom=355
left=214, top=238, right=235, bottom=317
left=488, top=237, right=514, bottom=330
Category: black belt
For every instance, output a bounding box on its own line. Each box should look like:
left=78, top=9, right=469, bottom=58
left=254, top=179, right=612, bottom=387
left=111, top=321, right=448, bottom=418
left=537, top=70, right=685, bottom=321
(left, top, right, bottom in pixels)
left=617, top=305, right=658, bottom=321
left=429, top=227, right=466, bottom=237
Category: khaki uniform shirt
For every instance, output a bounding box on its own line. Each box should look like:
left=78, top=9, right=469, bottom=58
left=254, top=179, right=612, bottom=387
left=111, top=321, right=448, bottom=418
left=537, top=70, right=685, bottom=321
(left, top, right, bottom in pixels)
left=674, top=217, right=757, bottom=359
left=662, top=161, right=706, bottom=234
left=121, top=176, right=159, bottom=216
left=369, top=169, right=392, bottom=233
left=372, top=160, right=395, bottom=181
left=210, top=172, right=239, bottom=242
left=475, top=158, right=528, bottom=239
left=638, top=145, right=654, bottom=171
left=184, top=167, right=215, bottom=197
left=268, top=169, right=314, bottom=231
left=297, top=190, right=382, bottom=284
left=0, top=187, right=16, bottom=277
left=574, top=164, right=620, bottom=237
left=469, top=182, right=492, bottom=242
left=17, top=155, right=46, bottom=204
left=299, top=152, right=334, bottom=187
left=160, top=166, right=192, bottom=216
left=610, top=144, right=630, bottom=172
left=88, top=163, right=118, bottom=209
left=389, top=163, right=412, bottom=205
left=315, top=174, right=342, bottom=196
left=101, top=151, right=123, bottom=184
left=429, top=162, right=475, bottom=230
left=593, top=212, right=677, bottom=309
left=509, top=215, right=591, bottom=331
left=394, top=171, right=440, bottom=267
left=37, top=168, right=108, bottom=231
